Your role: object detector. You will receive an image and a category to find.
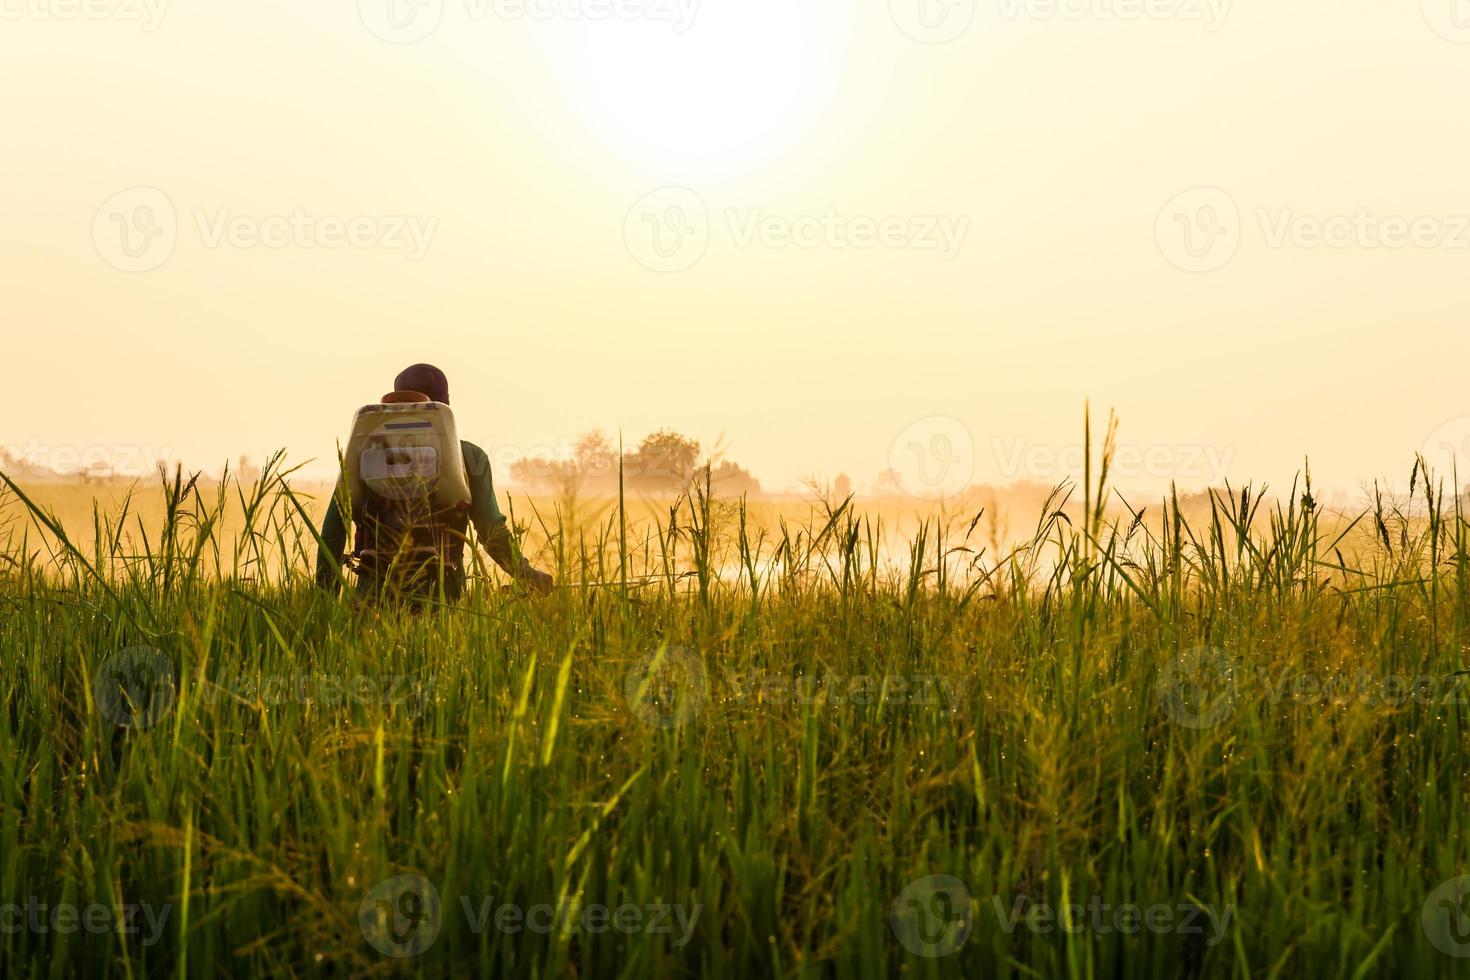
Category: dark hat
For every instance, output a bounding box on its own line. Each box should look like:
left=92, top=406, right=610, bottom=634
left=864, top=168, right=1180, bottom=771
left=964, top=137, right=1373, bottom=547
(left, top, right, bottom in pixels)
left=394, top=363, right=450, bottom=405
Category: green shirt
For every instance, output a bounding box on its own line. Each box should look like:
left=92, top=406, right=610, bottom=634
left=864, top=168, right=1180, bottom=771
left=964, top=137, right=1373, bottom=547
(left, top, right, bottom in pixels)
left=315, top=440, right=524, bottom=591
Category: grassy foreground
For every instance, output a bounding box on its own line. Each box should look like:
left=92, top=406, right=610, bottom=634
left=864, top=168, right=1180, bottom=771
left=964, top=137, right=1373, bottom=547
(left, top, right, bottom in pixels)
left=2, top=453, right=1469, bottom=978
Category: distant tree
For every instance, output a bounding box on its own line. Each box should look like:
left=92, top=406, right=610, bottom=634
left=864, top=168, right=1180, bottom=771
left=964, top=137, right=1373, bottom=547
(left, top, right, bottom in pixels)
left=573, top=430, right=617, bottom=485
left=626, top=430, right=701, bottom=490
left=0, top=447, right=44, bottom=480
left=874, top=468, right=905, bottom=497
left=705, top=460, right=761, bottom=495
left=510, top=456, right=577, bottom=493
left=508, top=428, right=766, bottom=497
left=833, top=473, right=853, bottom=500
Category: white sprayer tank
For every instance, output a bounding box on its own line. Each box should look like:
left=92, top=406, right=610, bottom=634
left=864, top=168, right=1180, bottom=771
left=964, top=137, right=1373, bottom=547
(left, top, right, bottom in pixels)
left=344, top=401, right=472, bottom=512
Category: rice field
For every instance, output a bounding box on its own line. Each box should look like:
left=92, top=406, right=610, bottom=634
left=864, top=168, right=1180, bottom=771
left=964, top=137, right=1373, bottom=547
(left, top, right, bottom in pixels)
left=2, top=450, right=1468, bottom=978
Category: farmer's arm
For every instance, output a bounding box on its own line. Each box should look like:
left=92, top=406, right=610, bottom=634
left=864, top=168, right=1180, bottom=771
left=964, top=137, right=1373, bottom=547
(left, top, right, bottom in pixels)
left=462, top=442, right=551, bottom=591
left=462, top=442, right=525, bottom=573
left=315, top=477, right=349, bottom=592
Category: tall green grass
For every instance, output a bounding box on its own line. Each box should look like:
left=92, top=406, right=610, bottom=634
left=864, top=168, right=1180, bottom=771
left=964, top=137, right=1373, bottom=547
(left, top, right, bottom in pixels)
left=1, top=441, right=1467, bottom=978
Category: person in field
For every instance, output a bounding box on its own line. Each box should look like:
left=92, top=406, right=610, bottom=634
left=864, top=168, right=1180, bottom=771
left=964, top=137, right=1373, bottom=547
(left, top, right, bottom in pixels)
left=315, top=363, right=553, bottom=600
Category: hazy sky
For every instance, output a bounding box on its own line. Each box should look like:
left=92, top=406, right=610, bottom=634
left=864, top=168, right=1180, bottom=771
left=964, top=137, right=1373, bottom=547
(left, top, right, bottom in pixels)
left=3, top=1, right=1468, bottom=499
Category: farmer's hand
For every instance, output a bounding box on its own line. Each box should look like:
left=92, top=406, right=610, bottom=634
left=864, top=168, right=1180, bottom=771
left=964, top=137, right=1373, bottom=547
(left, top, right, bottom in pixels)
left=524, top=567, right=554, bottom=596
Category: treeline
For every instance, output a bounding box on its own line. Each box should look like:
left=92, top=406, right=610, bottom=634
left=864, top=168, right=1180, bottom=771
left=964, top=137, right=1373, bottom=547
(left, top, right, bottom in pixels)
left=508, top=429, right=761, bottom=495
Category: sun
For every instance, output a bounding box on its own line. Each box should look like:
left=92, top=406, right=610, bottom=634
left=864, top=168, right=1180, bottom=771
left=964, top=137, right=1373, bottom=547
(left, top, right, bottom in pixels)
left=537, top=0, right=846, bottom=179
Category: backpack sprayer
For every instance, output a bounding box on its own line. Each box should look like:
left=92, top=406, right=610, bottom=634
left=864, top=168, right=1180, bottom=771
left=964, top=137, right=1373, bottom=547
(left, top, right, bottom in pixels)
left=342, top=392, right=473, bottom=594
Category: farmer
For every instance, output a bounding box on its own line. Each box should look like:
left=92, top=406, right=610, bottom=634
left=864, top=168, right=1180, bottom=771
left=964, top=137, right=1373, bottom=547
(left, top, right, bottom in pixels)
left=315, top=363, right=554, bottom=599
